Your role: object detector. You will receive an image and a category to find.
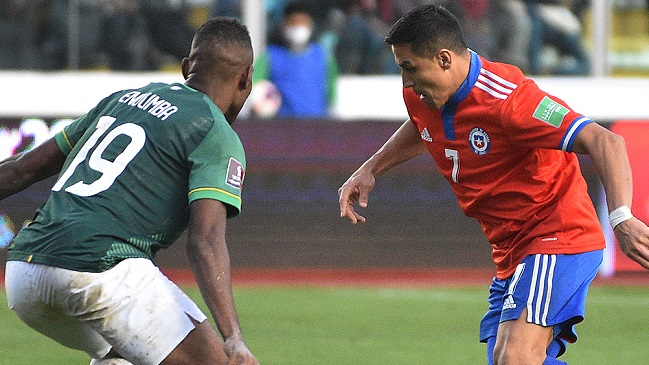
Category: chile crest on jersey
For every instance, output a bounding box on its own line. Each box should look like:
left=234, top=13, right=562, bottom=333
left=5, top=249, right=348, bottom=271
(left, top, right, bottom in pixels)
left=468, top=127, right=490, bottom=155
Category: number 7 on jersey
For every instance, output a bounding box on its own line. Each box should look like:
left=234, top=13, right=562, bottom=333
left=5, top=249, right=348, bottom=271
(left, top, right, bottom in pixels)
left=445, top=148, right=459, bottom=183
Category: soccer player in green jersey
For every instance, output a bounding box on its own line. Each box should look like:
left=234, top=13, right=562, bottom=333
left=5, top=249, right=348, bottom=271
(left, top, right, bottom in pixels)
left=1, top=17, right=258, bottom=365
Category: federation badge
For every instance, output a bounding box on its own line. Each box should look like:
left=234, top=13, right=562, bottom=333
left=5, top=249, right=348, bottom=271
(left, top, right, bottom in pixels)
left=468, top=127, right=490, bottom=155
left=226, top=157, right=245, bottom=189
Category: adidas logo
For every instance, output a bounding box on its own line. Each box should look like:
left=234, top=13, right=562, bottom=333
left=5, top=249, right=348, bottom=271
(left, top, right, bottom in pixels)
left=421, top=127, right=432, bottom=142
left=503, top=295, right=516, bottom=310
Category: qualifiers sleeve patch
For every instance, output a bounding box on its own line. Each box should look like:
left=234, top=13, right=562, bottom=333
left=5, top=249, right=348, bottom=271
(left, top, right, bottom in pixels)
left=533, top=96, right=569, bottom=127
left=225, top=157, right=244, bottom=189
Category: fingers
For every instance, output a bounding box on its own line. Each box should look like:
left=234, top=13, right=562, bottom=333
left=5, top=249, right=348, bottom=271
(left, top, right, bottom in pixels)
left=627, top=242, right=649, bottom=270
left=627, top=249, right=649, bottom=270
left=337, top=187, right=352, bottom=219
left=340, top=203, right=365, bottom=224
left=357, top=186, right=370, bottom=209
left=341, top=205, right=366, bottom=224
left=338, top=185, right=367, bottom=224
left=338, top=170, right=375, bottom=224
left=621, top=241, right=649, bottom=269
left=615, top=218, right=649, bottom=269
left=353, top=209, right=366, bottom=223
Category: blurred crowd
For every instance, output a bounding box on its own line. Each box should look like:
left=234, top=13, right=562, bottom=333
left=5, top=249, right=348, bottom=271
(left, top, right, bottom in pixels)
left=1, top=0, right=647, bottom=75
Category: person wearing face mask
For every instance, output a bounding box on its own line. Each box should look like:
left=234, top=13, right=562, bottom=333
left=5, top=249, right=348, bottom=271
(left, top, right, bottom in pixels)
left=252, top=1, right=338, bottom=118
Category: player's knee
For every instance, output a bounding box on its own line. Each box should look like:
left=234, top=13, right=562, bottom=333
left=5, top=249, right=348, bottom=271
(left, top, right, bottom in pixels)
left=160, top=320, right=229, bottom=365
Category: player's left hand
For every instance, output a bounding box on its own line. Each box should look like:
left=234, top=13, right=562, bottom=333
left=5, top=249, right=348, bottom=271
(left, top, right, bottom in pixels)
left=614, top=217, right=649, bottom=270
left=224, top=337, right=258, bottom=365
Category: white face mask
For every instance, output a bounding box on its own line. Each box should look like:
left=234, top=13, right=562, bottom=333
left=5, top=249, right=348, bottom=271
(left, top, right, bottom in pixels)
left=283, top=25, right=312, bottom=49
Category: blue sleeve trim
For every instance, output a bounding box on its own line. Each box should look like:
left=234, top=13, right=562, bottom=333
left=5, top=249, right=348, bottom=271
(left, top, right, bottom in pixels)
left=559, top=117, right=591, bottom=152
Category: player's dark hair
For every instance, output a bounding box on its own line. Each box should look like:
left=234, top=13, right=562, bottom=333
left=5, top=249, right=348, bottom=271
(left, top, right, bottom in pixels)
left=385, top=5, right=467, bottom=57
left=189, top=17, right=252, bottom=80
left=192, top=16, right=252, bottom=52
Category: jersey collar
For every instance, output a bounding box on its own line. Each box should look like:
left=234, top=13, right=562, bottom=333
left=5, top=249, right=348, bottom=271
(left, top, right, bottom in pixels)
left=448, top=49, right=482, bottom=106
left=440, top=50, right=482, bottom=140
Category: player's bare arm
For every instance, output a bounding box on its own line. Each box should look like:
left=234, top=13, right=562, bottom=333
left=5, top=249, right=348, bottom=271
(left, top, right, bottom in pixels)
left=0, top=138, right=65, bottom=199
left=187, top=199, right=259, bottom=365
left=572, top=122, right=649, bottom=269
left=339, top=119, right=426, bottom=223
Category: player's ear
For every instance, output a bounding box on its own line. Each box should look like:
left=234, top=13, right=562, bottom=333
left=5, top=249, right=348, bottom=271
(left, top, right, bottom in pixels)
left=438, top=49, right=452, bottom=69
left=181, top=57, right=190, bottom=80
left=239, top=65, right=253, bottom=91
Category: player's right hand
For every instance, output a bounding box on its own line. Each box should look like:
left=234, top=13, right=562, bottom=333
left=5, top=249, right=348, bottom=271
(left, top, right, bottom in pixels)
left=338, top=169, right=375, bottom=224
left=615, top=217, right=649, bottom=270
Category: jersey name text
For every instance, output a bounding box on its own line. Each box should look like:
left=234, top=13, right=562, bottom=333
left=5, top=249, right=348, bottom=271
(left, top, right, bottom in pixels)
left=118, top=91, right=179, bottom=121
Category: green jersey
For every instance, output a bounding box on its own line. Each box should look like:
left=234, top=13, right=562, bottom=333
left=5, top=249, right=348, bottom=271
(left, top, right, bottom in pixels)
left=8, top=83, right=246, bottom=272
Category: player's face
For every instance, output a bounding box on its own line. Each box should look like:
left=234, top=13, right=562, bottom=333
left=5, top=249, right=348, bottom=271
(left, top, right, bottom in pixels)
left=392, top=43, right=455, bottom=110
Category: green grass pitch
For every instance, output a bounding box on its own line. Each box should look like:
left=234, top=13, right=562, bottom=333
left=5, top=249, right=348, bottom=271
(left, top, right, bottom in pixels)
left=2, top=285, right=649, bottom=364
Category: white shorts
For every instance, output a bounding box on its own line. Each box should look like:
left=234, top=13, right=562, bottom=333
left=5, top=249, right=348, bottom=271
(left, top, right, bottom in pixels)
left=5, top=258, right=207, bottom=365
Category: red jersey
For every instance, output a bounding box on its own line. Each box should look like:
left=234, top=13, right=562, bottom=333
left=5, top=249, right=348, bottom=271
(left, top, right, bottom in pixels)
left=404, top=51, right=605, bottom=279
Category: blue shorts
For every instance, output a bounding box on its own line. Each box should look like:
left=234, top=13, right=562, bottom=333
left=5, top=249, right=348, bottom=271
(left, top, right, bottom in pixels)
left=479, top=250, right=603, bottom=347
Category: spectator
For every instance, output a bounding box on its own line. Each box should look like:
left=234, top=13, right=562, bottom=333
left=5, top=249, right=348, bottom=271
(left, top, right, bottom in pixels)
left=266, top=0, right=291, bottom=30
left=440, top=0, right=531, bottom=73
left=0, top=0, right=67, bottom=69
left=37, top=0, right=70, bottom=69
left=454, top=0, right=496, bottom=59
left=99, top=0, right=152, bottom=70
left=490, top=0, right=532, bottom=73
left=99, top=0, right=193, bottom=71
left=319, top=6, right=347, bottom=61
left=252, top=1, right=338, bottom=118
left=524, top=0, right=590, bottom=75
left=335, top=0, right=398, bottom=74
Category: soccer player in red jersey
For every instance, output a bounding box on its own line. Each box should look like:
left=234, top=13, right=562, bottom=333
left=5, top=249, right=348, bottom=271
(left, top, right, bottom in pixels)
left=338, top=5, right=649, bottom=365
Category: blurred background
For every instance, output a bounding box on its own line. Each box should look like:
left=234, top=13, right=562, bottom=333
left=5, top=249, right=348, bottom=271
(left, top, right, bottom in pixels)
left=1, top=0, right=648, bottom=278
left=0, top=0, right=648, bottom=76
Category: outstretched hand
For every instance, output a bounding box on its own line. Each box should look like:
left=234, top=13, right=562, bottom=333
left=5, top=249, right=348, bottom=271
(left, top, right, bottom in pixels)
left=338, top=169, right=376, bottom=224
left=224, top=337, right=258, bottom=365
left=615, top=217, right=649, bottom=270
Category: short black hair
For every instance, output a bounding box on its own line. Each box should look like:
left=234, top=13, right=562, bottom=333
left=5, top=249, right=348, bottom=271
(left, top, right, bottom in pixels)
left=192, top=16, right=252, bottom=52
left=188, top=17, right=252, bottom=79
left=385, top=5, right=467, bottom=57
left=284, top=1, right=312, bottom=18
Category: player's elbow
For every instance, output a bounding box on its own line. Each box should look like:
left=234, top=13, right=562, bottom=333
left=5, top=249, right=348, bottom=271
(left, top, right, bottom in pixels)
left=186, top=229, right=228, bottom=264
left=606, top=131, right=627, bottom=152
left=593, top=129, right=627, bottom=157
left=574, top=125, right=626, bottom=156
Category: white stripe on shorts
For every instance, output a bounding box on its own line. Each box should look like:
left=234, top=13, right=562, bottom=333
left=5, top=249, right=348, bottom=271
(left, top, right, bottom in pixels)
left=526, top=254, right=557, bottom=326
